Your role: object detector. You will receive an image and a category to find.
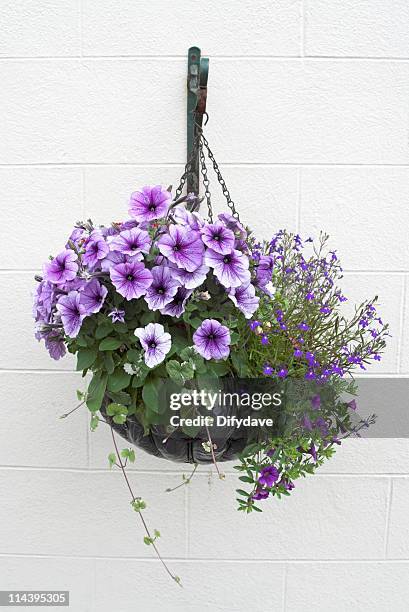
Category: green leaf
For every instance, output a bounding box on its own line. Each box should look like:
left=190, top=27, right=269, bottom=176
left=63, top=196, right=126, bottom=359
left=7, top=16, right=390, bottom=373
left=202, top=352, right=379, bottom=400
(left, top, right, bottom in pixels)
left=127, top=349, right=142, bottom=364
left=95, top=321, right=113, bottom=339
left=76, top=348, right=97, bottom=371
left=208, top=361, right=230, bottom=376
left=99, top=337, right=123, bottom=351
left=142, top=379, right=161, bottom=413
left=104, top=352, right=115, bottom=375
left=86, top=372, right=108, bottom=413
left=165, top=360, right=185, bottom=384
left=107, top=369, right=131, bottom=393
left=180, top=360, right=195, bottom=380
left=90, top=414, right=99, bottom=431
left=108, top=453, right=116, bottom=468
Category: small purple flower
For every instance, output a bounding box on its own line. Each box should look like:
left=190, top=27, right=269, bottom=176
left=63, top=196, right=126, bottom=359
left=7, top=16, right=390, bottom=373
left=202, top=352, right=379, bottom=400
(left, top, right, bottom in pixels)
left=294, top=348, right=303, bottom=358
left=201, top=221, right=235, bottom=255
left=298, top=322, right=310, bottom=332
left=218, top=212, right=246, bottom=239
left=311, top=395, right=321, bottom=410
left=134, top=322, right=171, bottom=368
left=80, top=279, right=108, bottom=315
left=171, top=263, right=209, bottom=290
left=56, top=291, right=86, bottom=337
left=228, top=283, right=260, bottom=319
left=83, top=231, right=109, bottom=268
left=348, top=399, right=357, bottom=411
left=129, top=185, right=171, bottom=223
left=109, top=227, right=151, bottom=256
left=43, top=250, right=78, bottom=285
left=252, top=487, right=269, bottom=500
left=160, top=287, right=192, bottom=317
left=108, top=308, right=125, bottom=323
left=256, top=255, right=274, bottom=286
left=308, top=444, right=317, bottom=462
left=205, top=248, right=250, bottom=288
left=277, top=367, right=288, bottom=378
left=144, top=266, right=180, bottom=310
left=258, top=465, right=279, bottom=487
left=278, top=478, right=295, bottom=491
left=158, top=225, right=204, bottom=272
left=263, top=364, right=273, bottom=375
left=33, top=280, right=55, bottom=322
left=110, top=261, right=153, bottom=300
left=261, top=335, right=269, bottom=346
left=193, top=319, right=231, bottom=360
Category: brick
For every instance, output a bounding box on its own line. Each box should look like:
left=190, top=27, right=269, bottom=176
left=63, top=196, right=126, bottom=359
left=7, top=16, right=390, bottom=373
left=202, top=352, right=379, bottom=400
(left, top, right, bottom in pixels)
left=386, top=477, right=409, bottom=558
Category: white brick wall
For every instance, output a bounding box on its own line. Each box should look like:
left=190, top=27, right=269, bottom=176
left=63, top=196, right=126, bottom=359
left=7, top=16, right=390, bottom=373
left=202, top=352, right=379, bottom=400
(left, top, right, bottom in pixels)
left=0, top=2, right=408, bottom=610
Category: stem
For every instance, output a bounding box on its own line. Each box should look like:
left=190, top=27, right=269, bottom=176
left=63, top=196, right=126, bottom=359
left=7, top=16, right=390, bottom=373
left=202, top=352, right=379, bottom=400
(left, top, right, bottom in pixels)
left=59, top=400, right=85, bottom=419
left=166, top=463, right=198, bottom=493
left=110, top=427, right=181, bottom=586
left=204, top=425, right=224, bottom=480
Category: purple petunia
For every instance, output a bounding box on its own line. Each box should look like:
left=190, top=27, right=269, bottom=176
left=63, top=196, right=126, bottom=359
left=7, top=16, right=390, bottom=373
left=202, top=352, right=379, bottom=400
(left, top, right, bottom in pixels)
left=144, top=265, right=180, bottom=310
left=160, top=287, right=192, bottom=317
left=193, top=319, right=231, bottom=360
left=252, top=487, right=269, bottom=500
left=171, top=263, right=209, bottom=290
left=258, top=465, right=279, bottom=487
left=158, top=225, right=204, bottom=272
left=201, top=221, right=235, bottom=255
left=43, top=250, right=78, bottom=285
left=109, top=227, right=151, bottom=256
left=228, top=283, right=259, bottom=319
left=129, top=185, right=171, bottom=223
left=108, top=308, right=126, bottom=323
left=44, top=329, right=66, bottom=360
left=218, top=212, right=246, bottom=239
left=80, top=279, right=108, bottom=315
left=134, top=323, right=171, bottom=368
left=205, top=248, right=250, bottom=288
left=82, top=231, right=109, bottom=268
left=110, top=261, right=153, bottom=300
left=256, top=255, right=274, bottom=286
left=56, top=291, right=86, bottom=337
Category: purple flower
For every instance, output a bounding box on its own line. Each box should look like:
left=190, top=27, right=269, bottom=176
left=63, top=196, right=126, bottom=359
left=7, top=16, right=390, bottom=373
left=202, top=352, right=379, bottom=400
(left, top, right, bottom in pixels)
left=108, top=308, right=125, bottom=323
left=129, top=185, right=171, bottom=223
left=171, top=263, right=209, bottom=289
left=277, top=367, right=288, bottom=378
left=80, top=279, right=108, bottom=315
left=218, top=212, right=246, bottom=239
left=228, top=283, right=260, bottom=319
left=144, top=266, right=180, bottom=310
left=348, top=399, right=357, bottom=411
left=160, top=287, right=192, bottom=317
left=110, top=261, right=153, bottom=300
left=278, top=478, right=295, bottom=491
left=44, top=330, right=66, bottom=360
left=294, top=348, right=303, bottom=358
left=252, top=487, right=269, bottom=500
left=258, top=465, right=279, bottom=487
left=256, top=255, right=274, bottom=286
left=33, top=280, right=55, bottom=322
left=158, top=225, right=204, bottom=272
left=205, top=248, right=250, bottom=288
left=298, top=322, right=310, bottom=332
left=308, top=444, right=317, bottom=462
left=263, top=364, right=273, bottom=375
left=83, top=231, right=109, bottom=268
left=311, top=395, right=321, bottom=410
left=173, top=205, right=204, bottom=231
left=193, top=319, right=231, bottom=360
left=109, top=227, right=151, bottom=256
left=56, top=291, right=86, bottom=337
left=134, top=323, right=171, bottom=368
left=201, top=221, right=235, bottom=255
left=101, top=250, right=142, bottom=272
left=43, top=250, right=78, bottom=285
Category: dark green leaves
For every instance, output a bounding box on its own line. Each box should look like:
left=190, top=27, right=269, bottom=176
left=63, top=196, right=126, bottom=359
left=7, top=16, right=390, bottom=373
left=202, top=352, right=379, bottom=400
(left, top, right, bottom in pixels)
left=99, top=337, right=123, bottom=351
left=86, top=372, right=108, bottom=413
left=76, top=348, right=97, bottom=371
left=106, top=402, right=128, bottom=424
left=107, top=368, right=131, bottom=393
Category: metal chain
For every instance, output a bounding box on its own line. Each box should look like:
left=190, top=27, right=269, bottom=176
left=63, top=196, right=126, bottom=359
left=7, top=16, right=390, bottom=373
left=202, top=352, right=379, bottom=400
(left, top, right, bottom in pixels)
left=174, top=131, right=201, bottom=201
left=199, top=141, right=213, bottom=222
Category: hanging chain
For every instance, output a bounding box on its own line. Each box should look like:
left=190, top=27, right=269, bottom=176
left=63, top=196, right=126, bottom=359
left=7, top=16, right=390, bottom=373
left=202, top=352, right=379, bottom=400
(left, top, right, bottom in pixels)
left=174, top=131, right=201, bottom=202
left=199, top=141, right=213, bottom=222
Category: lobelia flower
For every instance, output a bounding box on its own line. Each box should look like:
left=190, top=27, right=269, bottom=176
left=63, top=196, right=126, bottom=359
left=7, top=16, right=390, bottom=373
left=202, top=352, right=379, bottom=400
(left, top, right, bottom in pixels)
left=110, top=261, right=153, bottom=300
left=144, top=265, right=180, bottom=310
left=201, top=221, right=235, bottom=255
left=108, top=227, right=151, bottom=256
left=228, top=283, right=260, bottom=319
left=134, top=322, right=171, bottom=368
left=205, top=248, right=250, bottom=288
left=129, top=185, right=171, bottom=223
left=193, top=319, right=231, bottom=360
left=80, top=279, right=108, bottom=315
left=258, top=465, right=279, bottom=487
left=82, top=230, right=109, bottom=268
left=108, top=308, right=125, bottom=323
left=43, top=250, right=78, bottom=285
left=158, top=225, right=204, bottom=272
left=56, top=291, right=86, bottom=337
left=160, top=287, right=193, bottom=318
left=171, top=262, right=209, bottom=290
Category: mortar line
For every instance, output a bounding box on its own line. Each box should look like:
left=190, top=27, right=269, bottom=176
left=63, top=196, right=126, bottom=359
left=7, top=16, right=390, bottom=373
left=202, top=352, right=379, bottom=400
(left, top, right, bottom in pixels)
left=1, top=162, right=409, bottom=168
left=0, top=55, right=409, bottom=62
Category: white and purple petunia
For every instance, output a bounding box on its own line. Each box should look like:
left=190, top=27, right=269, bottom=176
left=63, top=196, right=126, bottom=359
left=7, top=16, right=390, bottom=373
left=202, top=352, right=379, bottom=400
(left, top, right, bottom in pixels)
left=205, top=248, right=250, bottom=288
left=144, top=265, right=180, bottom=310
left=160, top=286, right=193, bottom=318
left=201, top=221, right=235, bottom=255
left=56, top=291, right=86, bottom=338
left=110, top=261, right=153, bottom=301
left=170, top=262, right=209, bottom=290
left=228, top=283, right=260, bottom=319
left=108, top=227, right=151, bottom=256
left=134, top=322, right=172, bottom=368
left=43, top=249, right=78, bottom=285
left=80, top=279, right=108, bottom=315
left=193, top=319, right=231, bottom=360
left=82, top=230, right=110, bottom=268
left=129, top=185, right=171, bottom=223
left=158, top=225, right=205, bottom=272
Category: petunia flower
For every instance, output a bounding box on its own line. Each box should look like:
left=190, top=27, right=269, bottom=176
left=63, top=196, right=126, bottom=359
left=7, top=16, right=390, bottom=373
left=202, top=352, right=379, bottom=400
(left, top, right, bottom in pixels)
left=108, top=308, right=125, bottom=323
left=170, top=262, right=209, bottom=290
left=44, top=329, right=66, bottom=360
left=134, top=322, right=171, bottom=368
left=43, top=250, right=78, bottom=285
left=172, top=205, right=205, bottom=230
left=256, top=255, right=274, bottom=286
left=218, top=212, right=247, bottom=239
left=82, top=230, right=109, bottom=268
left=201, top=221, right=235, bottom=255
left=144, top=265, right=180, bottom=310
left=228, top=283, right=259, bottom=318
left=205, top=248, right=250, bottom=288
left=129, top=185, right=171, bottom=223
left=80, top=279, right=108, bottom=315
left=109, top=227, right=151, bottom=256
left=110, top=261, right=153, bottom=300
left=258, top=465, right=279, bottom=487
left=158, top=225, right=204, bottom=272
left=160, top=287, right=192, bottom=318
left=100, top=250, right=142, bottom=272
left=193, top=319, right=231, bottom=360
left=56, top=291, right=86, bottom=337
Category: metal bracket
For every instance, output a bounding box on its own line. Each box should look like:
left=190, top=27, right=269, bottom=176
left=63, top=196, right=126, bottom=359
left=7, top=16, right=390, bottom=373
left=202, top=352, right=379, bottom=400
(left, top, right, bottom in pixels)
left=187, top=46, right=209, bottom=195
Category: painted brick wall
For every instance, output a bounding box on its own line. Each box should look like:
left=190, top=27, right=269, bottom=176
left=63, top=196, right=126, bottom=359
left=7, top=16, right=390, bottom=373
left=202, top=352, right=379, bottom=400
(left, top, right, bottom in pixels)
left=0, top=2, right=408, bottom=611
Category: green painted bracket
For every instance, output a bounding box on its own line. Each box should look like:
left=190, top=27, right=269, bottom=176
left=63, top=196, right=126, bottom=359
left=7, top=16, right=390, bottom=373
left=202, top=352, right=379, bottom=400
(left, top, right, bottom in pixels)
left=187, top=46, right=209, bottom=195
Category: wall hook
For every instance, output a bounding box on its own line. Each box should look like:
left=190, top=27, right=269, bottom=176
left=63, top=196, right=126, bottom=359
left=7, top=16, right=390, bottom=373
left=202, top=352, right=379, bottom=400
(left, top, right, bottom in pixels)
left=187, top=46, right=209, bottom=195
